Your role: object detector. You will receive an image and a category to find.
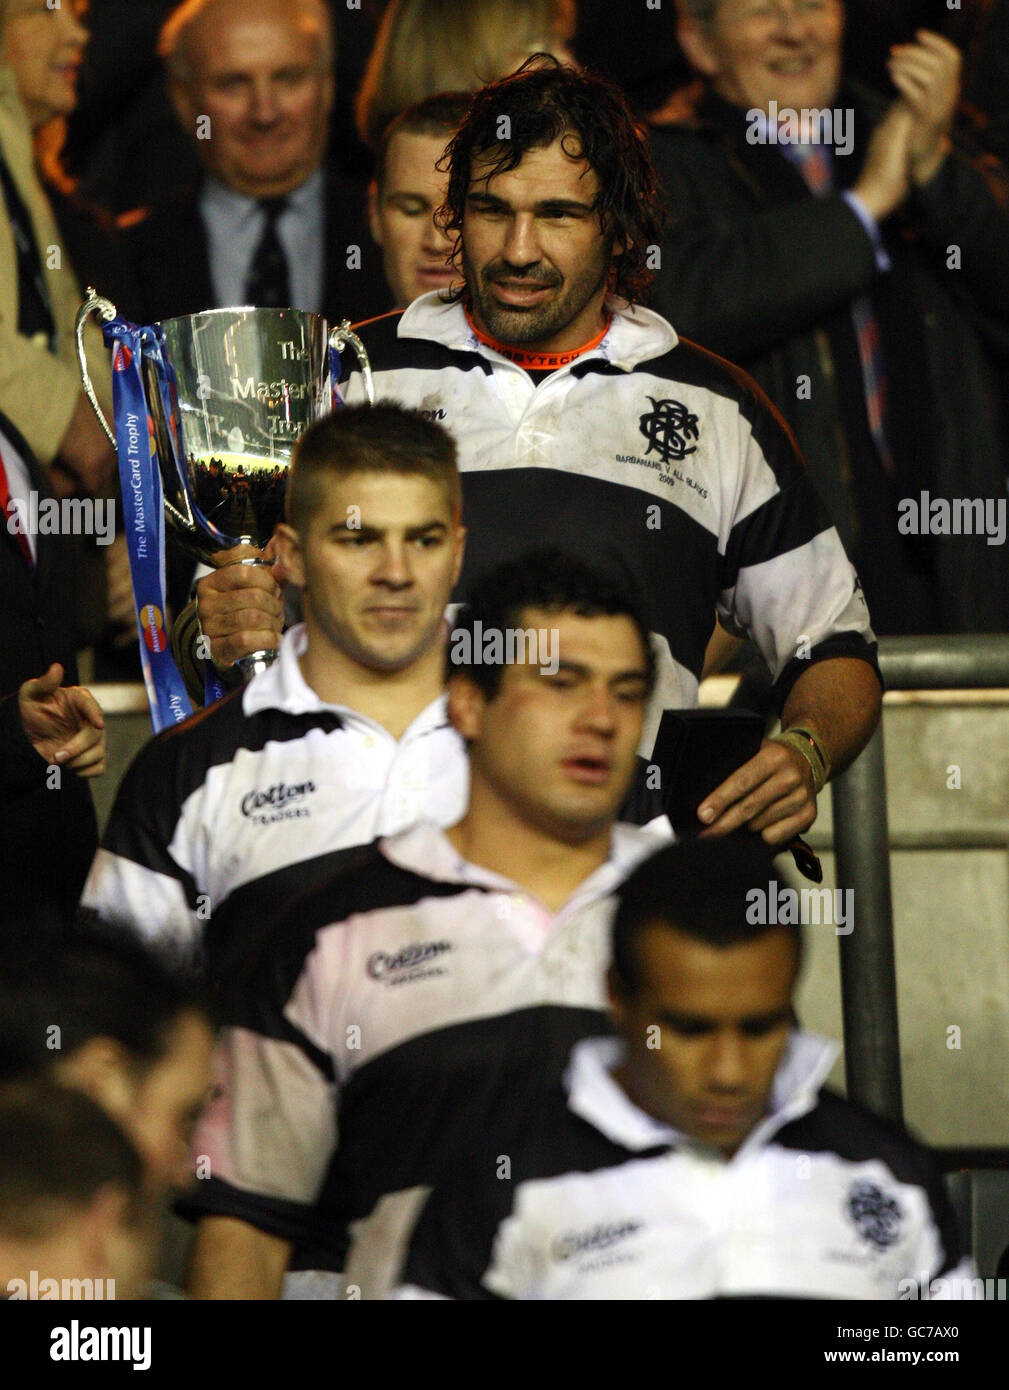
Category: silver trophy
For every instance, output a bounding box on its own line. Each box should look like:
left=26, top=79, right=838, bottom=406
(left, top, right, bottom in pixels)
left=76, top=291, right=374, bottom=678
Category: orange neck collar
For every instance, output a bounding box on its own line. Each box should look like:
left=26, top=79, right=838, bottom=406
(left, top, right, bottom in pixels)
left=465, top=311, right=611, bottom=370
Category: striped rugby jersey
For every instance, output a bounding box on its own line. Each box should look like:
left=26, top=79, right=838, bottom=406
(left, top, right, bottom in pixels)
left=393, top=1035, right=973, bottom=1300
left=81, top=625, right=469, bottom=972
left=181, top=818, right=671, bottom=1286
left=341, top=294, right=879, bottom=761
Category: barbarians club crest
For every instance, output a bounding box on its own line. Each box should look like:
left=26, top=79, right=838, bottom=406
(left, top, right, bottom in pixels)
left=638, top=396, right=700, bottom=465
left=846, top=1181, right=904, bottom=1250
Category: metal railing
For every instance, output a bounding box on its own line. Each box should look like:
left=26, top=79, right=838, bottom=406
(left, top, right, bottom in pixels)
left=833, top=635, right=1009, bottom=1123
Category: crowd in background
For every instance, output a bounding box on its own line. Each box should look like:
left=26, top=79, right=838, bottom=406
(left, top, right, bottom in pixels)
left=5, top=0, right=1009, bottom=667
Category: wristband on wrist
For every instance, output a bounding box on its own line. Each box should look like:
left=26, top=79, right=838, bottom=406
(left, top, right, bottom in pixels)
left=772, top=726, right=831, bottom=795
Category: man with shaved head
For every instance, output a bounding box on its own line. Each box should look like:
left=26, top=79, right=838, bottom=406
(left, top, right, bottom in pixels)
left=119, top=0, right=382, bottom=325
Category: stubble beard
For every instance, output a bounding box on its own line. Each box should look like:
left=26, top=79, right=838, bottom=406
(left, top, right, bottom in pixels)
left=462, top=244, right=613, bottom=347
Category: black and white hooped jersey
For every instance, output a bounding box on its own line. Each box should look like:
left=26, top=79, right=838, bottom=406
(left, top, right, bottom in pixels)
left=342, top=295, right=880, bottom=759
left=81, top=625, right=468, bottom=974
left=182, top=819, right=670, bottom=1278
left=393, top=1035, right=973, bottom=1301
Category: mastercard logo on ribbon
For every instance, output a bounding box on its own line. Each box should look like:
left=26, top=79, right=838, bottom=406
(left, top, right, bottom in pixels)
left=139, top=604, right=168, bottom=654
left=113, top=342, right=133, bottom=372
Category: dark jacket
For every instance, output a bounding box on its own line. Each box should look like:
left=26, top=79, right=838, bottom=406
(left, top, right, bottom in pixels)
left=648, top=82, right=1009, bottom=633
left=114, top=163, right=389, bottom=328
left=0, top=412, right=98, bottom=930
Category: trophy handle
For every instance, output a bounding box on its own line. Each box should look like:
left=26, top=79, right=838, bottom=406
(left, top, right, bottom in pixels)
left=75, top=287, right=119, bottom=446
left=329, top=320, right=376, bottom=405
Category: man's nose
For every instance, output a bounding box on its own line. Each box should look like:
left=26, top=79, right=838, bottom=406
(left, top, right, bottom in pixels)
left=501, top=213, right=543, bottom=268
left=422, top=212, right=453, bottom=255
left=706, top=1031, right=747, bottom=1090
left=372, top=541, right=413, bottom=586
left=248, top=79, right=281, bottom=124
left=575, top=684, right=618, bottom=733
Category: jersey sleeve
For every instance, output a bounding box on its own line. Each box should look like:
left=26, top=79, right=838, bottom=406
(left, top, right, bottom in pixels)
left=716, top=373, right=880, bottom=711
left=79, top=747, right=203, bottom=956
left=181, top=931, right=339, bottom=1244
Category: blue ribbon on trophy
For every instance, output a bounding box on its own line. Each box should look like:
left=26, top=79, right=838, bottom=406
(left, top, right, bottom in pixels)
left=330, top=343, right=345, bottom=408
left=75, top=291, right=376, bottom=733
left=102, top=317, right=193, bottom=733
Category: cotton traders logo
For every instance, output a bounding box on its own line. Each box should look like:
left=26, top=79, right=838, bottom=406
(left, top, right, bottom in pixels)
left=639, top=397, right=700, bottom=466
left=366, top=940, right=453, bottom=984
left=846, top=1181, right=904, bottom=1251
left=240, top=780, right=317, bottom=824
left=552, top=1220, right=643, bottom=1263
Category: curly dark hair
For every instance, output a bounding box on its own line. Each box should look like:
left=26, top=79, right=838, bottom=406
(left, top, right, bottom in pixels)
left=437, top=54, right=667, bottom=306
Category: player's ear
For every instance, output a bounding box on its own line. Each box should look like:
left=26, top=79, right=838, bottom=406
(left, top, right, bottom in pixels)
left=447, top=671, right=486, bottom=741
left=272, top=523, right=306, bottom=589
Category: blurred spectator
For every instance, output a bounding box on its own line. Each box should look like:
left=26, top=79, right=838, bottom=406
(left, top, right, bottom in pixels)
left=0, top=408, right=106, bottom=931
left=649, top=1, right=1009, bottom=634
left=367, top=93, right=470, bottom=308
left=0, top=0, right=114, bottom=489
left=0, top=1079, right=155, bottom=1302
left=354, top=0, right=575, bottom=150
left=0, top=930, right=215, bottom=1195
left=29, top=13, right=131, bottom=306
left=117, top=0, right=382, bottom=327
left=391, top=837, right=973, bottom=1300
left=61, top=1, right=381, bottom=215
